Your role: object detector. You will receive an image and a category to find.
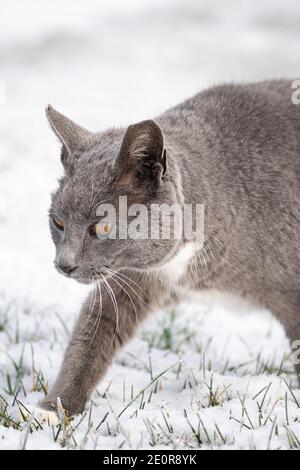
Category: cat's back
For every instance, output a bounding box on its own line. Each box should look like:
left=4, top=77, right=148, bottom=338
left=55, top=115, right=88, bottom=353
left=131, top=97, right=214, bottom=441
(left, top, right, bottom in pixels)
left=199, top=80, right=300, bottom=146
left=161, top=80, right=300, bottom=188
left=161, top=80, right=300, bottom=267
left=163, top=80, right=300, bottom=148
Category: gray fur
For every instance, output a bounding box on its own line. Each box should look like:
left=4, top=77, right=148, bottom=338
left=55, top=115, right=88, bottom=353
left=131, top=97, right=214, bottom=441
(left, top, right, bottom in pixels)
left=41, top=80, right=300, bottom=415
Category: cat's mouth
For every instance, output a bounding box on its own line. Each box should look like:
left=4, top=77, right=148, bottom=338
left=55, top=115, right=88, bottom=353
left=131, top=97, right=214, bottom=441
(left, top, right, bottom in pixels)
left=55, top=261, right=113, bottom=284
left=71, top=267, right=114, bottom=284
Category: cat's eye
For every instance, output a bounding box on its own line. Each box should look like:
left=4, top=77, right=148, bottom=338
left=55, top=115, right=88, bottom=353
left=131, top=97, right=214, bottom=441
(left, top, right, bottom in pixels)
left=52, top=216, right=64, bottom=231
left=89, top=221, right=112, bottom=239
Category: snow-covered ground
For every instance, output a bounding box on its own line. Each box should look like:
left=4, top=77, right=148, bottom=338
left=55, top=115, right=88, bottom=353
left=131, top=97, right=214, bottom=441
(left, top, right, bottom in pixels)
left=1, top=0, right=300, bottom=450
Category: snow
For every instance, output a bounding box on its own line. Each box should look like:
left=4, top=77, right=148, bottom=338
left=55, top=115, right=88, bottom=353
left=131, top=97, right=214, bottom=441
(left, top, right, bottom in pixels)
left=1, top=0, right=300, bottom=450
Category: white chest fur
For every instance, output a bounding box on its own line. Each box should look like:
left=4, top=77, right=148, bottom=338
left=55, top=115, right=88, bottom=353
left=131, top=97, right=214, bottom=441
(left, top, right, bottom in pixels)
left=160, top=242, right=197, bottom=286
left=159, top=243, right=257, bottom=313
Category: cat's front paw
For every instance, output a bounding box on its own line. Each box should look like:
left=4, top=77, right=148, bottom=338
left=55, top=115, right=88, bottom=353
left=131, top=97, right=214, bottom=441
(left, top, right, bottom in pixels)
left=21, top=403, right=59, bottom=426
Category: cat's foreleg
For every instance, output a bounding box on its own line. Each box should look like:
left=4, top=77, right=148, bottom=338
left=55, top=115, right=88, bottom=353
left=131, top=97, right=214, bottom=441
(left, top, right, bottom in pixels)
left=39, top=274, right=158, bottom=417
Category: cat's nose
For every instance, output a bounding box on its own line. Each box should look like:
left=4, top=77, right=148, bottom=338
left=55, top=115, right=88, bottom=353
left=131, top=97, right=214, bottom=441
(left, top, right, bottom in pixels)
left=57, top=262, right=77, bottom=276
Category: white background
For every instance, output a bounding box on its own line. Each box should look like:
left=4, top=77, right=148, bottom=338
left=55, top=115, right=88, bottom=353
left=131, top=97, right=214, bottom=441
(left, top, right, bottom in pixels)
left=0, top=0, right=300, bottom=450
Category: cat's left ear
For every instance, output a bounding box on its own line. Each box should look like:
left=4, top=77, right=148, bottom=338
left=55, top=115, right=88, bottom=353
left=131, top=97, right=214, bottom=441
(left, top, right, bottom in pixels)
left=116, top=120, right=167, bottom=187
left=45, top=105, right=92, bottom=172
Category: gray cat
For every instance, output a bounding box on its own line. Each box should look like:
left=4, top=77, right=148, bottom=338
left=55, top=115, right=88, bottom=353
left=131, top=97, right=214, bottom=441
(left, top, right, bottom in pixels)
left=37, top=79, right=300, bottom=419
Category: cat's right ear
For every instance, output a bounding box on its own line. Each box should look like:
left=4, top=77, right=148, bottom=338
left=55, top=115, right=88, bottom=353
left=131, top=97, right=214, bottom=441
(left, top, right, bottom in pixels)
left=115, top=119, right=166, bottom=189
left=45, top=105, right=91, bottom=172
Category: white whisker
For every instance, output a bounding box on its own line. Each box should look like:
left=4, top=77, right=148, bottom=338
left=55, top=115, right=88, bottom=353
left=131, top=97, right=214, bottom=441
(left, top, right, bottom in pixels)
left=104, top=267, right=150, bottom=308
left=85, top=278, right=102, bottom=341
left=90, top=277, right=103, bottom=344
left=84, top=279, right=97, bottom=326
left=102, top=268, right=139, bottom=326
left=101, top=275, right=119, bottom=343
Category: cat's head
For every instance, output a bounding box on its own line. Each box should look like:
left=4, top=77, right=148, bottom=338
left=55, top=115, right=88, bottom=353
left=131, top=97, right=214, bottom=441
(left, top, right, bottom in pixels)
left=47, top=105, right=181, bottom=283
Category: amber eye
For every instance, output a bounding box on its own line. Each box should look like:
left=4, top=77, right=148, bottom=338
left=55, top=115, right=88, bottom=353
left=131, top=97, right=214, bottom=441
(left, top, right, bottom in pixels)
left=52, top=216, right=64, bottom=231
left=89, top=221, right=112, bottom=239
